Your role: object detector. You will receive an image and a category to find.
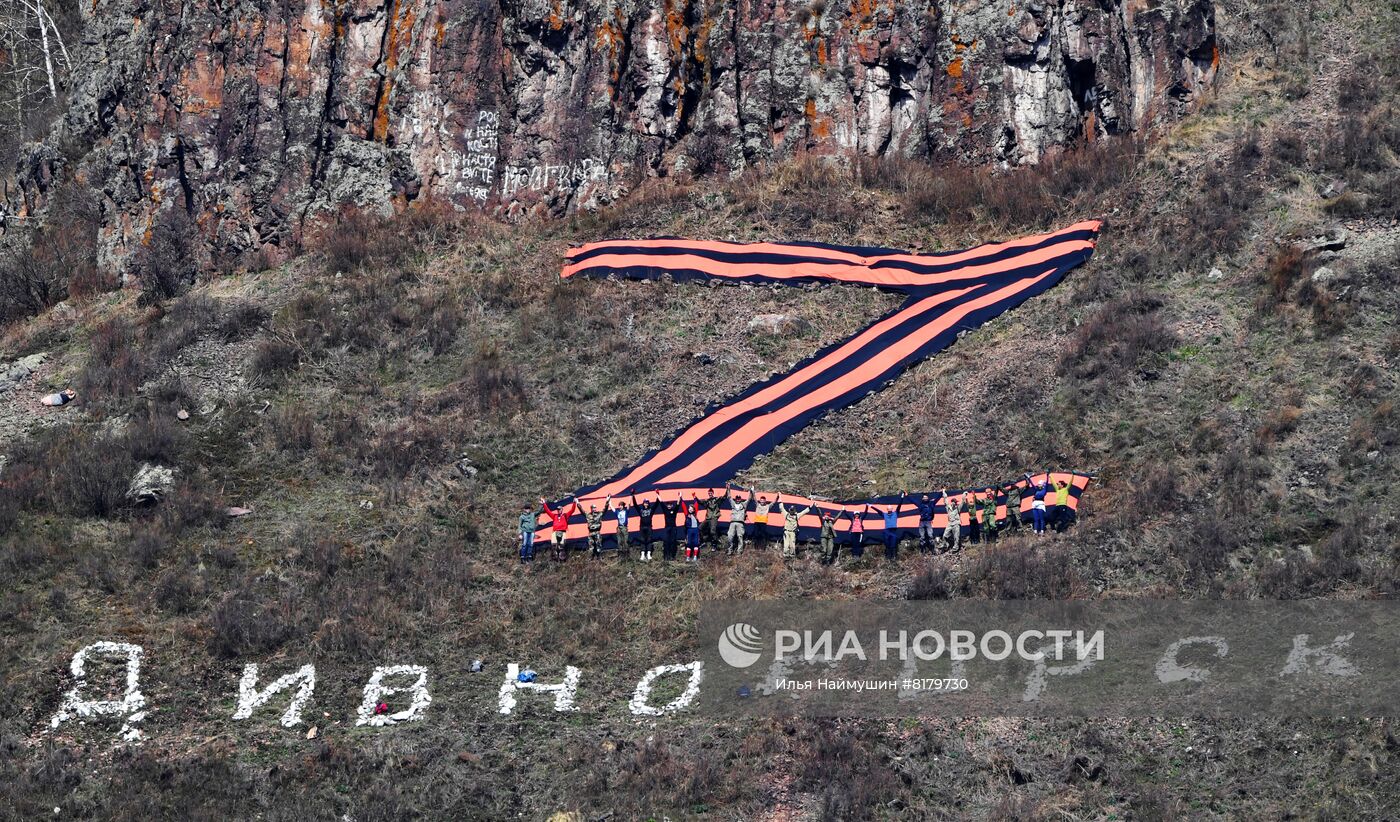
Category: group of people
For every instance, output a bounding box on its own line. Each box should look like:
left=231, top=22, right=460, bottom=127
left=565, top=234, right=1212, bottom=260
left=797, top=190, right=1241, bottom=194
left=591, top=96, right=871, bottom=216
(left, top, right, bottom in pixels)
left=517, top=474, right=1078, bottom=564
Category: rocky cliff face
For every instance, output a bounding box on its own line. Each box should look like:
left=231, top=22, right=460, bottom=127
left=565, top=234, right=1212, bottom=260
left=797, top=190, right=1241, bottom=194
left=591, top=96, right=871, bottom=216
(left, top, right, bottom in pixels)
left=3, top=0, right=1216, bottom=269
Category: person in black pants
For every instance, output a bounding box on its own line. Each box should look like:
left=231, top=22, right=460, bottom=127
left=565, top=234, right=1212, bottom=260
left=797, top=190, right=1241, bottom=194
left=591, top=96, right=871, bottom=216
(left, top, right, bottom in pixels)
left=631, top=491, right=656, bottom=560
left=662, top=499, right=683, bottom=560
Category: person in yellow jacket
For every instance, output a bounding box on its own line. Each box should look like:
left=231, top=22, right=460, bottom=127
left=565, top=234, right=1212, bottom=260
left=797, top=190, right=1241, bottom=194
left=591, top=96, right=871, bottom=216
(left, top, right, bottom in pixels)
left=1050, top=476, right=1073, bottom=533
left=752, top=494, right=774, bottom=550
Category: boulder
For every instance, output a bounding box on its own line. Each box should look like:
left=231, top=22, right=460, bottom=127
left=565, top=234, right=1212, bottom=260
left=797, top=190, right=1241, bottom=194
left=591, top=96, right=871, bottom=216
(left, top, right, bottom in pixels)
left=126, top=463, right=176, bottom=505
left=746, top=314, right=809, bottom=336
left=0, top=352, right=47, bottom=392
left=1298, top=226, right=1348, bottom=254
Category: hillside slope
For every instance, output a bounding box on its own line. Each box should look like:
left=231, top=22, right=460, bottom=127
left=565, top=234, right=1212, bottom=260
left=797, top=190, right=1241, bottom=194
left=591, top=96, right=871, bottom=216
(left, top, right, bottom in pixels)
left=1, top=0, right=1399, bottom=819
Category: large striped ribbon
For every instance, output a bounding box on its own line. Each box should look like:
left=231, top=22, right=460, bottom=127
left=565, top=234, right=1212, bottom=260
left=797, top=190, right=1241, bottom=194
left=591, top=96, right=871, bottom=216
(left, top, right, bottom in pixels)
left=537, top=222, right=1101, bottom=544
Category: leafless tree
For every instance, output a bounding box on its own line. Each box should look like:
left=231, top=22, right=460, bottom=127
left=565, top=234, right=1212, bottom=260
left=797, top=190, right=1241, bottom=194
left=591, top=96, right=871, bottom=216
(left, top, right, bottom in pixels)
left=0, top=0, right=74, bottom=153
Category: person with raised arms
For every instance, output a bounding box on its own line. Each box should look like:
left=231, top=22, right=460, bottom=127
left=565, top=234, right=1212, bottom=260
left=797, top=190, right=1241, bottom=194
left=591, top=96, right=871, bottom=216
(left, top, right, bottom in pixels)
left=915, top=493, right=937, bottom=554
left=1028, top=472, right=1050, bottom=537
left=611, top=495, right=631, bottom=559
left=630, top=490, right=656, bottom=560
left=726, top=484, right=751, bottom=555
left=585, top=500, right=606, bottom=558
left=704, top=489, right=724, bottom=550
left=845, top=504, right=870, bottom=559
left=539, top=496, right=577, bottom=562
left=682, top=493, right=703, bottom=562
left=1001, top=480, right=1022, bottom=536
left=776, top=493, right=812, bottom=559
left=870, top=492, right=907, bottom=561
left=940, top=489, right=963, bottom=553
left=820, top=506, right=845, bottom=566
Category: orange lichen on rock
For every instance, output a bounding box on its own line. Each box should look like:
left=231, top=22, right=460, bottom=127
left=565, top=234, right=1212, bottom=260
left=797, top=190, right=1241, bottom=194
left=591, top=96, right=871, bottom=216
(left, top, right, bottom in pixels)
left=180, top=58, right=225, bottom=116
left=372, top=0, right=416, bottom=142
left=596, top=11, right=627, bottom=95
left=947, top=57, right=963, bottom=78
left=804, top=98, right=831, bottom=139
left=848, top=0, right=877, bottom=33
left=664, top=0, right=687, bottom=55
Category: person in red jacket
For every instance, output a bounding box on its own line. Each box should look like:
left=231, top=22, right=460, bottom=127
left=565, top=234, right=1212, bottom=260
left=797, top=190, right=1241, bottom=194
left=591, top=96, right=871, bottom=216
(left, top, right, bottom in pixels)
left=539, top=497, right=577, bottom=562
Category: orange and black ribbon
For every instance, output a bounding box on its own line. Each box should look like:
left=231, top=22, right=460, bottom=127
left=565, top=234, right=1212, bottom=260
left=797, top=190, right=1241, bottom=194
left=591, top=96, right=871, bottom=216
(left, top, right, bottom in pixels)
left=539, top=222, right=1100, bottom=545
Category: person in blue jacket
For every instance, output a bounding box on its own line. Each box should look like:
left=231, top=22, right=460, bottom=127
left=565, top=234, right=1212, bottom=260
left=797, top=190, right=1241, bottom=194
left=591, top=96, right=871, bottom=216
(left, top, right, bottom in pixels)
left=1028, top=472, right=1051, bottom=536
left=915, top=493, right=937, bottom=553
left=870, top=491, right=907, bottom=561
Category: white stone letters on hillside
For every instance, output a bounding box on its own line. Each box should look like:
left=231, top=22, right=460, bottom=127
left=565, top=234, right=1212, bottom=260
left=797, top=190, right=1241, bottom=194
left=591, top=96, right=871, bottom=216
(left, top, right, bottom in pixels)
left=498, top=663, right=581, bottom=715
left=628, top=661, right=704, bottom=717
left=49, top=641, right=147, bottom=742
left=232, top=664, right=317, bottom=727
left=355, top=665, right=433, bottom=727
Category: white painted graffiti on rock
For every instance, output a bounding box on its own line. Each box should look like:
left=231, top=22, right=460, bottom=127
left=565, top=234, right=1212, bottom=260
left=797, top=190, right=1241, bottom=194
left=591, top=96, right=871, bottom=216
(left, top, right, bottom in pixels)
left=460, top=111, right=500, bottom=202
left=431, top=110, right=500, bottom=203
left=500, top=158, right=607, bottom=199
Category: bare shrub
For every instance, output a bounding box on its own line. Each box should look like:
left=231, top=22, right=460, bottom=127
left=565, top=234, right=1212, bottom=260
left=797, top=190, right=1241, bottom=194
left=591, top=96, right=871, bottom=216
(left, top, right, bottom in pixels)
left=248, top=336, right=301, bottom=380
left=1256, top=536, right=1365, bottom=599
left=148, top=293, right=220, bottom=358
left=1058, top=294, right=1176, bottom=393
left=795, top=724, right=900, bottom=821
left=268, top=406, right=317, bottom=453
left=1255, top=404, right=1304, bottom=445
left=0, top=484, right=19, bottom=536
left=125, top=408, right=184, bottom=463
left=315, top=203, right=454, bottom=275
left=77, top=316, right=149, bottom=401
left=1169, top=512, right=1239, bottom=582
left=959, top=543, right=1084, bottom=598
left=129, top=524, right=172, bottom=570
left=418, top=292, right=462, bottom=356
left=1258, top=244, right=1311, bottom=311
left=1132, top=462, right=1180, bottom=519
left=1269, top=130, right=1306, bottom=173
left=367, top=419, right=449, bottom=480
left=130, top=209, right=201, bottom=305
left=36, top=426, right=135, bottom=517
left=154, top=566, right=204, bottom=614
left=1295, top=277, right=1349, bottom=335
left=159, top=484, right=226, bottom=535
left=79, top=552, right=122, bottom=593
left=295, top=538, right=344, bottom=579
left=0, top=180, right=104, bottom=324
left=218, top=300, right=268, bottom=341
left=464, top=343, right=528, bottom=415
left=906, top=562, right=952, bottom=599
left=207, top=583, right=300, bottom=658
